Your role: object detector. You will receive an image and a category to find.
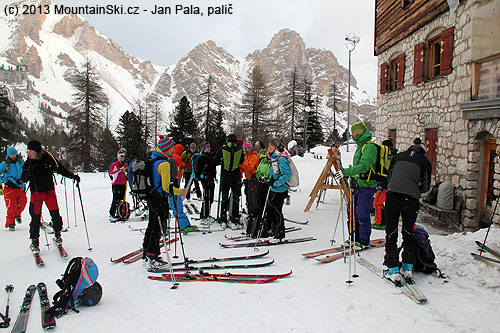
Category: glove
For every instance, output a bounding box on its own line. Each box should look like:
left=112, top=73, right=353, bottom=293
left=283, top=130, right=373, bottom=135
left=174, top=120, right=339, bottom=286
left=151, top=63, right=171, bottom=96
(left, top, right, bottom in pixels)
left=73, top=174, right=81, bottom=183
left=334, top=170, right=344, bottom=181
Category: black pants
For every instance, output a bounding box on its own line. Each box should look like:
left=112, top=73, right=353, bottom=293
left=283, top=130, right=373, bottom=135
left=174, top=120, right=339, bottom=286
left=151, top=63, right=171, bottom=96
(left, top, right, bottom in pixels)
left=184, top=172, right=201, bottom=199
left=383, top=192, right=419, bottom=268
left=267, top=190, right=288, bottom=240
left=244, top=179, right=259, bottom=216
left=110, top=184, right=126, bottom=218
left=248, top=183, right=270, bottom=237
left=201, top=178, right=215, bottom=219
left=220, top=178, right=241, bottom=221
left=143, top=196, right=170, bottom=258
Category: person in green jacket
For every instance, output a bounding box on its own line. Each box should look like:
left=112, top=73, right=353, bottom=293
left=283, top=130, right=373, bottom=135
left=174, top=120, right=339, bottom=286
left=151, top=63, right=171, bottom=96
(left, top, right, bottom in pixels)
left=335, top=121, right=378, bottom=248
left=181, top=143, right=202, bottom=200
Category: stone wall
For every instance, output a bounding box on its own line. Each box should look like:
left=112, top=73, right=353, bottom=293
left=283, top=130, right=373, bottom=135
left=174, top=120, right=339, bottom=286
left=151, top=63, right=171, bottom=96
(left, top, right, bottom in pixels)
left=375, top=1, right=500, bottom=230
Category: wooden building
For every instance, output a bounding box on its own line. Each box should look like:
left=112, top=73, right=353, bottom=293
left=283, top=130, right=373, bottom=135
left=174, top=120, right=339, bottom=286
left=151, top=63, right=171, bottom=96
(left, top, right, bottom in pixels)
left=374, top=0, right=500, bottom=230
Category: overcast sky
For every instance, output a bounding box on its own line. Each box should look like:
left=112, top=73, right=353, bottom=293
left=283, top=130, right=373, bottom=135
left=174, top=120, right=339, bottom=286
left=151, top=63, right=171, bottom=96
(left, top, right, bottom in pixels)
left=53, top=0, right=377, bottom=96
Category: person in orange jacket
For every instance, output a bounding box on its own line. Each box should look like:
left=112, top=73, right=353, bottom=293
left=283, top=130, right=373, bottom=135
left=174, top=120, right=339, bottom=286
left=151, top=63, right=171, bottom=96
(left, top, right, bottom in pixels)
left=172, top=144, right=188, bottom=182
left=372, top=185, right=386, bottom=230
left=240, top=141, right=260, bottom=227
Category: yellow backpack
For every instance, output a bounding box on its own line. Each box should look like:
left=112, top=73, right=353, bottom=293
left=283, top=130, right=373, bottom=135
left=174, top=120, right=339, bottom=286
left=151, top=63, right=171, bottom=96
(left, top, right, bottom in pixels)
left=359, top=141, right=392, bottom=182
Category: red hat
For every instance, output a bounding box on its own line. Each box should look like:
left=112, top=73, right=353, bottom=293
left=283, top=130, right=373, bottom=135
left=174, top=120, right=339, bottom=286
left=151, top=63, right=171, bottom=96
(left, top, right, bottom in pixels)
left=158, top=135, right=174, bottom=152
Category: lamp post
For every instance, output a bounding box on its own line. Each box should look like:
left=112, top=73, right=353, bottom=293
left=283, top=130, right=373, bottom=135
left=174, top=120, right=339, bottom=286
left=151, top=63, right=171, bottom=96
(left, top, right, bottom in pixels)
left=303, top=105, right=311, bottom=151
left=344, top=33, right=360, bottom=152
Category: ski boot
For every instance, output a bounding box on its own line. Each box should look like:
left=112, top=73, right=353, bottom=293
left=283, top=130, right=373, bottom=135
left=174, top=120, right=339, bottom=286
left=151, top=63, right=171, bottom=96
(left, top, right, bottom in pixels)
left=385, top=266, right=404, bottom=286
left=31, top=239, right=40, bottom=255
left=8, top=224, right=15, bottom=231
left=15, top=216, right=22, bottom=224
left=145, top=254, right=169, bottom=270
left=400, top=263, right=414, bottom=282
left=54, top=233, right=63, bottom=246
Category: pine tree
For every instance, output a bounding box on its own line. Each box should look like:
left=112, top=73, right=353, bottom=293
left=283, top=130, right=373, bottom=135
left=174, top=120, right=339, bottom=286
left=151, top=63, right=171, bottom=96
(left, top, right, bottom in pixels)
left=96, top=127, right=119, bottom=172
left=116, top=110, right=148, bottom=160
left=68, top=60, right=108, bottom=171
left=240, top=65, right=273, bottom=141
left=200, top=75, right=214, bottom=140
left=207, top=104, right=227, bottom=151
left=167, top=96, right=198, bottom=148
left=0, top=84, right=15, bottom=155
left=282, top=68, right=303, bottom=141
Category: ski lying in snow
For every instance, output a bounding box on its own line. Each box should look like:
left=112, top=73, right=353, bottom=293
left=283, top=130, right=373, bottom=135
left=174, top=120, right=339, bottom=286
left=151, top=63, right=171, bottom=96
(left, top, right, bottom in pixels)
left=148, top=274, right=277, bottom=284
left=284, top=217, right=309, bottom=225
left=471, top=252, right=500, bottom=265
left=219, top=237, right=316, bottom=248
left=224, top=227, right=301, bottom=241
left=475, top=241, right=500, bottom=259
left=123, top=238, right=178, bottom=264
left=315, top=242, right=386, bottom=263
left=183, top=204, right=193, bottom=215
left=163, top=270, right=293, bottom=279
left=190, top=203, right=200, bottom=214
left=357, top=258, right=427, bottom=304
left=11, top=285, right=36, bottom=333
left=53, top=238, right=68, bottom=257
left=148, top=260, right=275, bottom=273
left=30, top=245, right=44, bottom=266
left=302, top=238, right=385, bottom=258
left=170, top=250, right=270, bottom=266
left=111, top=239, right=168, bottom=263
left=37, top=282, right=56, bottom=329
left=41, top=222, right=68, bottom=234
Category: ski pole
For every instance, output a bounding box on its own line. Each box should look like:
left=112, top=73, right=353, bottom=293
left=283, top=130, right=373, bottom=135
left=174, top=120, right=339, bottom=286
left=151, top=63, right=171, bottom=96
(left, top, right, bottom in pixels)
left=330, top=189, right=344, bottom=245
left=351, top=187, right=358, bottom=279
left=216, top=166, right=222, bottom=221
left=479, top=196, right=500, bottom=256
left=76, top=182, right=92, bottom=251
left=346, top=186, right=353, bottom=284
left=63, top=177, right=70, bottom=229
left=254, top=185, right=272, bottom=251
left=72, top=181, right=77, bottom=227
left=172, top=195, right=188, bottom=268
left=0, top=284, right=13, bottom=328
left=156, top=209, right=178, bottom=289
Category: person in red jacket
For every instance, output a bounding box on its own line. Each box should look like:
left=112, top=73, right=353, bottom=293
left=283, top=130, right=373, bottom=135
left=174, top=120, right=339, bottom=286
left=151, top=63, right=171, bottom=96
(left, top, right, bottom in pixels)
left=240, top=141, right=260, bottom=231
left=108, top=152, right=128, bottom=221
left=172, top=144, right=188, bottom=182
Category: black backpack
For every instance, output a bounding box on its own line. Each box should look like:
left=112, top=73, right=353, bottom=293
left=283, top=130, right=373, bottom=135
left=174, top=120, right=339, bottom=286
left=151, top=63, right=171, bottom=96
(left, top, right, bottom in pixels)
left=127, top=157, right=161, bottom=199
left=423, top=182, right=442, bottom=205
left=413, top=226, right=439, bottom=274
left=191, top=153, right=204, bottom=181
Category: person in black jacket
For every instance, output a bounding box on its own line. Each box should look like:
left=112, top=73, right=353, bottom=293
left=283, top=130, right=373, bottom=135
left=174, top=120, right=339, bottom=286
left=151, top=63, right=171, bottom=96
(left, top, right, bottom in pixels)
left=213, top=134, right=244, bottom=226
left=383, top=138, right=432, bottom=283
left=21, top=140, right=80, bottom=254
left=197, top=142, right=216, bottom=220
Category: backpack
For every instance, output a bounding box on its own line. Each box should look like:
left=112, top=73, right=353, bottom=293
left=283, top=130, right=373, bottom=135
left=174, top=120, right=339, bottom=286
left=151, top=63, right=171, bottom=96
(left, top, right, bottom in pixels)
left=127, top=157, right=161, bottom=199
left=191, top=153, right=204, bottom=181
left=48, top=257, right=102, bottom=318
left=116, top=200, right=131, bottom=220
left=256, top=155, right=270, bottom=182
left=423, top=182, right=442, bottom=205
left=413, top=226, right=438, bottom=274
left=359, top=141, right=392, bottom=182
left=437, top=181, right=454, bottom=210
left=275, top=154, right=300, bottom=188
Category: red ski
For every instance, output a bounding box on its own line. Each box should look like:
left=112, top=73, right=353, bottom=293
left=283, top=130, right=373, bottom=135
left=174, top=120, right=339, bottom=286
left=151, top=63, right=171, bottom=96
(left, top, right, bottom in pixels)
left=53, top=238, right=68, bottom=257
left=162, top=270, right=292, bottom=280
left=30, top=245, right=45, bottom=266
left=302, top=238, right=385, bottom=258
left=123, top=238, right=178, bottom=264
left=148, top=274, right=278, bottom=284
left=315, top=242, right=386, bottom=263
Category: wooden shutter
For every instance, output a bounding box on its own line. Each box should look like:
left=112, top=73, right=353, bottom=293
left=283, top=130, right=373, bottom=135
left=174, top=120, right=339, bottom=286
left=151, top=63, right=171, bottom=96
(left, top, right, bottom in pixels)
left=425, top=128, right=438, bottom=176
left=440, top=27, right=454, bottom=75
left=389, top=129, right=397, bottom=148
left=414, top=42, right=424, bottom=83
left=396, top=53, right=405, bottom=89
left=380, top=62, right=388, bottom=94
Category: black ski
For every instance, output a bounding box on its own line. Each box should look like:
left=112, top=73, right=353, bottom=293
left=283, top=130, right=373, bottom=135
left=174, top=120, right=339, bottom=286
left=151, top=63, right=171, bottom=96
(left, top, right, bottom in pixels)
left=219, top=237, right=316, bottom=248
left=170, top=250, right=270, bottom=266
left=224, top=227, right=301, bottom=242
left=471, top=252, right=500, bottom=264
left=37, top=282, right=56, bottom=329
left=148, top=259, right=275, bottom=273
left=183, top=204, right=193, bottom=215
left=11, top=285, right=36, bottom=333
left=475, top=241, right=500, bottom=259
left=190, top=203, right=200, bottom=214
left=284, top=217, right=309, bottom=225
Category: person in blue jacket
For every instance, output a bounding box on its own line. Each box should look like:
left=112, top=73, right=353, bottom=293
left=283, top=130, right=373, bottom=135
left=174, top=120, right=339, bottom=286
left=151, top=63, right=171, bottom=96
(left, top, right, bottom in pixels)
left=0, top=147, right=27, bottom=231
left=267, top=138, right=291, bottom=242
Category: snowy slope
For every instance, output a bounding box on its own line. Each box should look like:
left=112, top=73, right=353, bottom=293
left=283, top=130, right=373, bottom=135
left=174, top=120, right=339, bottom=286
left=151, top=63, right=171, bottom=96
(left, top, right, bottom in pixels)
left=1, top=148, right=499, bottom=332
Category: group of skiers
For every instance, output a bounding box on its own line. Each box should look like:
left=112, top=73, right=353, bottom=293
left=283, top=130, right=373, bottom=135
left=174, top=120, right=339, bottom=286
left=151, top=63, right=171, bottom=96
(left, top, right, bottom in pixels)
left=0, top=140, right=80, bottom=255
left=334, top=121, right=432, bottom=284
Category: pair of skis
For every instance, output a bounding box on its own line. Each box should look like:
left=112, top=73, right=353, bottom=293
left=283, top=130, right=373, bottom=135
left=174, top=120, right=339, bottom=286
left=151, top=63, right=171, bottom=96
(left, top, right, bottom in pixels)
left=219, top=237, right=316, bottom=248
left=472, top=240, right=500, bottom=264
left=183, top=203, right=200, bottom=215
left=32, top=238, right=69, bottom=266
left=148, top=271, right=292, bottom=284
left=147, top=251, right=274, bottom=273
left=11, top=283, right=55, bottom=332
left=357, top=258, right=427, bottom=304
left=302, top=238, right=386, bottom=263
left=110, top=238, right=176, bottom=264
left=224, top=226, right=301, bottom=242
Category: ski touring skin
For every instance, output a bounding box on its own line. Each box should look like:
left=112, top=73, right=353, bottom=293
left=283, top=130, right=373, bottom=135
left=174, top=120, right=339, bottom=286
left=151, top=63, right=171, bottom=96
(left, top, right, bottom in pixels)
left=53, top=238, right=68, bottom=257
left=219, top=237, right=316, bottom=248
left=148, top=274, right=278, bottom=284
left=169, top=250, right=270, bottom=266
left=284, top=217, right=309, bottom=225
left=148, top=259, right=275, bottom=273
left=37, top=282, right=56, bottom=329
left=224, top=227, right=301, bottom=242
left=11, top=285, right=36, bottom=333
left=302, top=238, right=385, bottom=258
left=315, top=242, right=386, bottom=263
left=475, top=241, right=500, bottom=259
left=357, top=257, right=427, bottom=304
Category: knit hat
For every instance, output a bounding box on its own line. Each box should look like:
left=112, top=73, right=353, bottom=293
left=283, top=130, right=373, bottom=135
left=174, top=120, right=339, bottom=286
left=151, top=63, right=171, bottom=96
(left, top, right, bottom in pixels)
left=351, top=121, right=367, bottom=135
left=242, top=141, right=253, bottom=149
left=226, top=134, right=237, bottom=143
left=119, top=147, right=127, bottom=153
left=158, top=135, right=174, bottom=152
left=189, top=143, right=197, bottom=150
left=7, top=147, right=17, bottom=156
left=388, top=137, right=394, bottom=142
left=269, top=138, right=283, bottom=149
left=27, top=140, right=42, bottom=153
left=200, top=142, right=210, bottom=151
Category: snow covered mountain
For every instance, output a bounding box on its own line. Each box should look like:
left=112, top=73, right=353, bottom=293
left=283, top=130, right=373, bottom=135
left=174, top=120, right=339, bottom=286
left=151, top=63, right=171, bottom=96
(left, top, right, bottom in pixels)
left=0, top=0, right=375, bottom=134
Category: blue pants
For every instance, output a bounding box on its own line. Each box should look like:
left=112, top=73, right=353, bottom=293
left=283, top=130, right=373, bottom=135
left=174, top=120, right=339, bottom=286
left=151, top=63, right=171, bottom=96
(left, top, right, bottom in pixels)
left=169, top=195, right=191, bottom=230
left=347, top=187, right=376, bottom=245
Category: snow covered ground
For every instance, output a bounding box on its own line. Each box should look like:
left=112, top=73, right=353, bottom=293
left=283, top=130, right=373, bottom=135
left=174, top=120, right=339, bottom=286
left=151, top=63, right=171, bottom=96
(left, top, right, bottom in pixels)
left=1, top=146, right=500, bottom=332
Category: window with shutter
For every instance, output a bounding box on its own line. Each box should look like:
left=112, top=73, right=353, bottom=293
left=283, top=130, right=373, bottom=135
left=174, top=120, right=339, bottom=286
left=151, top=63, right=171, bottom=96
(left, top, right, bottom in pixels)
left=414, top=42, right=424, bottom=83
left=380, top=63, right=388, bottom=94
left=387, top=53, right=405, bottom=92
left=440, top=27, right=454, bottom=75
